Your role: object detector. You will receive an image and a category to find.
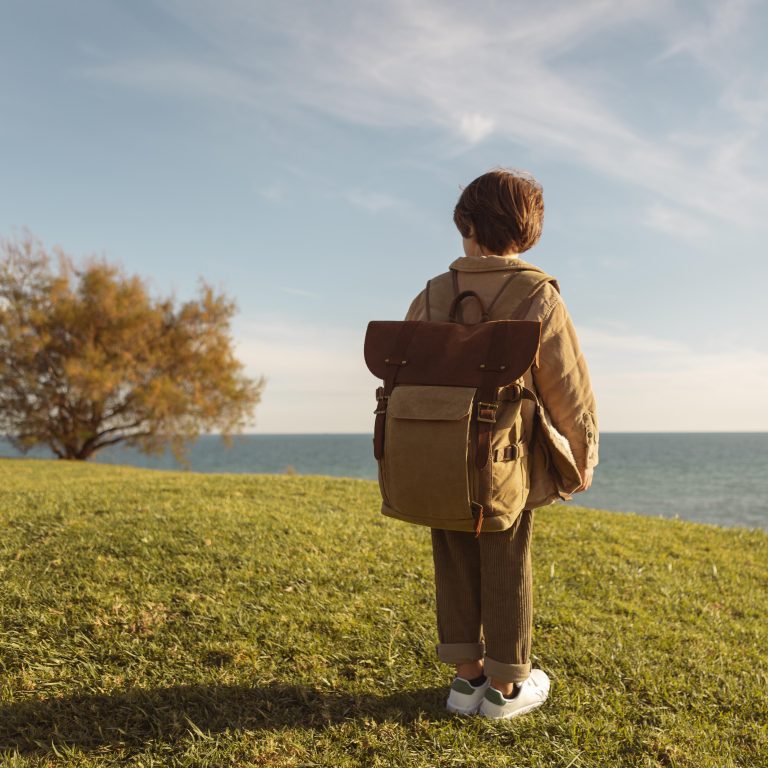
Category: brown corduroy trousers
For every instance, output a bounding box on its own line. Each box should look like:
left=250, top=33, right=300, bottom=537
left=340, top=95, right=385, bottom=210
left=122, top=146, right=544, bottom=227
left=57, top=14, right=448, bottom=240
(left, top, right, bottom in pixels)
left=430, top=509, right=534, bottom=684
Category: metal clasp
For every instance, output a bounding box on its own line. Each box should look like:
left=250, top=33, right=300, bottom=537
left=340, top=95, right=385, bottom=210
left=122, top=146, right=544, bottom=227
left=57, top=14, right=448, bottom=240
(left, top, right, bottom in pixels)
left=493, top=443, right=521, bottom=462
left=374, top=388, right=389, bottom=414
left=476, top=401, right=498, bottom=423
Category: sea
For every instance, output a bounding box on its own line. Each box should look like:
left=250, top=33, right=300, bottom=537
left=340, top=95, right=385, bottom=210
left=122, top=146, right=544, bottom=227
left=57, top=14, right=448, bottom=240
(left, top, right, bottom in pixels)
left=2, top=433, right=767, bottom=531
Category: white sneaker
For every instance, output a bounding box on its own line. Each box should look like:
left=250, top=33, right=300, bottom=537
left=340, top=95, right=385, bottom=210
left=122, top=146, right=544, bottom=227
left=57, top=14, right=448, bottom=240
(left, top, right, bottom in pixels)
left=446, top=675, right=491, bottom=715
left=479, top=669, right=550, bottom=720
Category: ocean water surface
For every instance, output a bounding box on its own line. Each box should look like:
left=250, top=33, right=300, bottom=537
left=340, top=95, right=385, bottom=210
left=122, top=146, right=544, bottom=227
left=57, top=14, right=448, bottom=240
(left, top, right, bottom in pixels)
left=2, top=433, right=766, bottom=530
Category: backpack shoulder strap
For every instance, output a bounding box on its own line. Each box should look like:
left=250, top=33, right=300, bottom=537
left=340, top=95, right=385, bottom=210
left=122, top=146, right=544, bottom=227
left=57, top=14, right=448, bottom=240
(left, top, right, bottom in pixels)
left=487, top=264, right=559, bottom=320
left=418, top=271, right=459, bottom=322
left=451, top=268, right=463, bottom=323
left=418, top=265, right=558, bottom=321
left=511, top=276, right=559, bottom=321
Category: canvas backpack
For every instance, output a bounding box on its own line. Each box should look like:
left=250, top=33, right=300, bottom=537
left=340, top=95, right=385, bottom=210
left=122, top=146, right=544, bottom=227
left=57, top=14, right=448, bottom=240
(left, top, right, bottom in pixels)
left=364, top=264, right=582, bottom=535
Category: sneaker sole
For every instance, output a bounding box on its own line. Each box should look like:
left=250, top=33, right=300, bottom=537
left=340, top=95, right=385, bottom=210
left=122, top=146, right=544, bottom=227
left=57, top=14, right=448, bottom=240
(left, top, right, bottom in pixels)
left=481, top=698, right=546, bottom=720
left=446, top=701, right=482, bottom=716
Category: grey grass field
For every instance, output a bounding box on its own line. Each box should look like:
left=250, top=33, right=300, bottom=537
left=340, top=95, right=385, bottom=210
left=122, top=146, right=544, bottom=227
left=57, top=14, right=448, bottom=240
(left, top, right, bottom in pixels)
left=0, top=458, right=766, bottom=767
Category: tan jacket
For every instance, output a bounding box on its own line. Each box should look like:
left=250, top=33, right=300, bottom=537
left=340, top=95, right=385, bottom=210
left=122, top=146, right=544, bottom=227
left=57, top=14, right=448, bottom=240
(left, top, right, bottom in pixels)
left=405, top=254, right=599, bottom=473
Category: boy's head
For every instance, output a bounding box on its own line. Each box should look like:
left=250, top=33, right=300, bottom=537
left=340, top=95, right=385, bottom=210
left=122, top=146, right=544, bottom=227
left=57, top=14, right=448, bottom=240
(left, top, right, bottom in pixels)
left=453, top=169, right=544, bottom=256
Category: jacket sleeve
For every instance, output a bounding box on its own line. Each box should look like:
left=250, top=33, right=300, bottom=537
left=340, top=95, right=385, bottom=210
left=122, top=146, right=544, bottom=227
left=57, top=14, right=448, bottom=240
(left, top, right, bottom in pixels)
left=404, top=289, right=427, bottom=321
left=531, top=293, right=599, bottom=471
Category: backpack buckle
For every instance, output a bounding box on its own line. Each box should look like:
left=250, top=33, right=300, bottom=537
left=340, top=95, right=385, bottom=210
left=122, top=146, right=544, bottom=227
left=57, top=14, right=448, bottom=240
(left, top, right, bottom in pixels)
left=374, top=387, right=389, bottom=414
left=493, top=443, right=522, bottom=462
left=476, top=402, right=498, bottom=423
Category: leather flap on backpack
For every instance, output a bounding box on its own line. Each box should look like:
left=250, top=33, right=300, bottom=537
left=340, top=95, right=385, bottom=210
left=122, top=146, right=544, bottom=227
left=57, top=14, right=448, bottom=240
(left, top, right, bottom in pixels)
left=364, top=320, right=542, bottom=388
left=388, top=385, right=475, bottom=421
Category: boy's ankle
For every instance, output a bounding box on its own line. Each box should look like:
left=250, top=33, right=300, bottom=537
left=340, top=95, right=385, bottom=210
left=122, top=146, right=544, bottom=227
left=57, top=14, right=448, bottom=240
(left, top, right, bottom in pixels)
left=456, top=661, right=484, bottom=681
left=490, top=679, right=518, bottom=698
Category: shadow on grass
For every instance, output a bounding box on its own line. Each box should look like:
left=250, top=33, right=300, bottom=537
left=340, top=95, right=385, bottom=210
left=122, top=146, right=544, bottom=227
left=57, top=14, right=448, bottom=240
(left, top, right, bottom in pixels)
left=0, top=682, right=450, bottom=754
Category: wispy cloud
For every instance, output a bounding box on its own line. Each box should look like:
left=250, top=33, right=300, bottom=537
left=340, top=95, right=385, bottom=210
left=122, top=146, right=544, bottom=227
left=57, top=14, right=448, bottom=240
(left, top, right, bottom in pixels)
left=344, top=189, right=402, bottom=213
left=257, top=184, right=285, bottom=202
left=580, top=326, right=768, bottom=431
left=457, top=113, right=495, bottom=144
left=656, top=0, right=754, bottom=69
left=81, top=0, right=768, bottom=239
left=643, top=203, right=710, bottom=242
left=233, top=318, right=377, bottom=433
left=235, top=318, right=768, bottom=433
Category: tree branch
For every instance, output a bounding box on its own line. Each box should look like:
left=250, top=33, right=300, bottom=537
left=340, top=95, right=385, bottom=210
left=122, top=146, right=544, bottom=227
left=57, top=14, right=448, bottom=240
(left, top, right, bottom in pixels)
left=89, top=430, right=154, bottom=452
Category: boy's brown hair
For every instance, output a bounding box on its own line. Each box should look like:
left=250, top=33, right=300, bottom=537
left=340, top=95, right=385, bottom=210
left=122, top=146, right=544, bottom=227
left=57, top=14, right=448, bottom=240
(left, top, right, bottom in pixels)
left=453, top=169, right=544, bottom=255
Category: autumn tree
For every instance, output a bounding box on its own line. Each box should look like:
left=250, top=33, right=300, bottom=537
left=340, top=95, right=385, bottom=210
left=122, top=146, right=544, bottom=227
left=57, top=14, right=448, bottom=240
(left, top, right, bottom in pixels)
left=0, top=233, right=264, bottom=461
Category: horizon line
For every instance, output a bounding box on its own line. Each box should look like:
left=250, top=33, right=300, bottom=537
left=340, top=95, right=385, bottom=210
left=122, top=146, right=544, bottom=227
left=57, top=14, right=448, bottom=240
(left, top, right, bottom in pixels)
left=202, top=430, right=768, bottom=436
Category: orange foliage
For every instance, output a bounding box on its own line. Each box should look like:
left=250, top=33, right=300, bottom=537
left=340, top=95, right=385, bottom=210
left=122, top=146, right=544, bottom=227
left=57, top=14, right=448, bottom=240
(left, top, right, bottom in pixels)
left=0, top=233, right=264, bottom=461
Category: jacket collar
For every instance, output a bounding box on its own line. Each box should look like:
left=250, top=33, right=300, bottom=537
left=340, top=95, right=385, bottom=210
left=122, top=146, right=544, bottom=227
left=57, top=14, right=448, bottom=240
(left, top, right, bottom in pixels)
left=449, top=254, right=522, bottom=272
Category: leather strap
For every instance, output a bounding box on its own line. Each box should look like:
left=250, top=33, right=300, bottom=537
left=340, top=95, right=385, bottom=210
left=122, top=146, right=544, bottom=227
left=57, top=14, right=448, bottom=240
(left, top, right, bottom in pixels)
left=448, top=267, right=487, bottom=534
left=492, top=442, right=527, bottom=462
left=529, top=404, right=544, bottom=469
left=471, top=321, right=538, bottom=533
left=470, top=501, right=484, bottom=537
left=500, top=383, right=538, bottom=404
left=448, top=291, right=489, bottom=323
left=508, top=276, right=558, bottom=325
left=486, top=271, right=526, bottom=314
left=372, top=321, right=419, bottom=459
left=474, top=320, right=511, bottom=469
left=451, top=269, right=462, bottom=323
left=373, top=396, right=387, bottom=460
left=470, top=319, right=514, bottom=534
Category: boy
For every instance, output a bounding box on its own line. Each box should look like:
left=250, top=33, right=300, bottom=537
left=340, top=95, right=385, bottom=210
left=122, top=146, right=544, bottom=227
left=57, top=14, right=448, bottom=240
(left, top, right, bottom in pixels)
left=404, top=169, right=598, bottom=719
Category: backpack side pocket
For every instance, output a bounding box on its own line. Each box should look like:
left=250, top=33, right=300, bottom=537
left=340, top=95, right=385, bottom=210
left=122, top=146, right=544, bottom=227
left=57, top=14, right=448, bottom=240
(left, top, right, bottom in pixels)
left=486, top=395, right=530, bottom=517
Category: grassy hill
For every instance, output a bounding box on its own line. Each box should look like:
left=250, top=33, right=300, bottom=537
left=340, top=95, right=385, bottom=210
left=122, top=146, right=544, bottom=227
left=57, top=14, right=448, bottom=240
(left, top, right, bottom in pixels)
left=0, top=458, right=766, bottom=767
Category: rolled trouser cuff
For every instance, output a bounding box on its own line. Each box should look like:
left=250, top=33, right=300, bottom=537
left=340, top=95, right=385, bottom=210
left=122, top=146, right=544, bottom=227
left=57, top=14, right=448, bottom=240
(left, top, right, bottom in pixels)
left=484, top=656, right=531, bottom=684
left=436, top=642, right=486, bottom=665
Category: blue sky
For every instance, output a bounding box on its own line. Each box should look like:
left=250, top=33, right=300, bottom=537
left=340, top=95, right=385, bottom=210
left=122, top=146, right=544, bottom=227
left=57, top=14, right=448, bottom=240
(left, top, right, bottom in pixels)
left=2, top=0, right=767, bottom=433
